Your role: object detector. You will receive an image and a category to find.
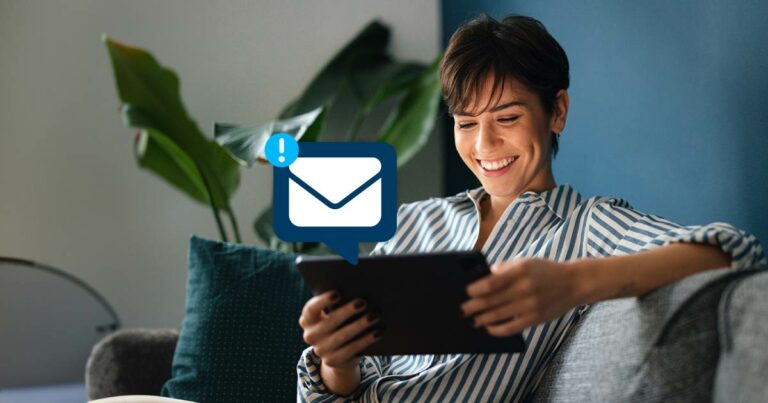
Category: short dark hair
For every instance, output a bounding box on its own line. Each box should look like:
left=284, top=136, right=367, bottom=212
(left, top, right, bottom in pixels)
left=440, top=14, right=570, bottom=157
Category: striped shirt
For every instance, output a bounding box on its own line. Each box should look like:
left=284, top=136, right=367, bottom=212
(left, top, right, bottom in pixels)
left=297, top=184, right=765, bottom=402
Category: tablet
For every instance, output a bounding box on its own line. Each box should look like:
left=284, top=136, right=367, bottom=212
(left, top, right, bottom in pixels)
left=296, top=251, right=525, bottom=356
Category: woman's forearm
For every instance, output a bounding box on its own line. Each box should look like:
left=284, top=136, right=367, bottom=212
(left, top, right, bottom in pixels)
left=570, top=242, right=731, bottom=305
left=320, top=360, right=361, bottom=397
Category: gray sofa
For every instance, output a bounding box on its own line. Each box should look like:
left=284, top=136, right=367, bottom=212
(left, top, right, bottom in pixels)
left=87, top=266, right=768, bottom=402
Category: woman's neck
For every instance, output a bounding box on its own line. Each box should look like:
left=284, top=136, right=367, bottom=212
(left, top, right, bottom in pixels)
left=483, top=177, right=557, bottom=221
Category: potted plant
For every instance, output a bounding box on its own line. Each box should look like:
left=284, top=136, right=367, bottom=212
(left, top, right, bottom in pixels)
left=104, top=20, right=441, bottom=253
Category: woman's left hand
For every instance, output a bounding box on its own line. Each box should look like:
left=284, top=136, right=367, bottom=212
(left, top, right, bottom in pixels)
left=460, top=258, right=586, bottom=337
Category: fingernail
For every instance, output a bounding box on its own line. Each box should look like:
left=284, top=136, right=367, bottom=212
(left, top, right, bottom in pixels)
left=373, top=329, right=384, bottom=339
left=473, top=320, right=481, bottom=328
left=330, top=292, right=340, bottom=301
left=354, top=299, right=366, bottom=309
left=367, top=312, right=379, bottom=322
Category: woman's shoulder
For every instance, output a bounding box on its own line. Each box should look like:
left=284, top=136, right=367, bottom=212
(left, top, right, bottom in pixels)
left=396, top=190, right=474, bottom=217
left=579, top=194, right=633, bottom=209
left=559, top=192, right=639, bottom=222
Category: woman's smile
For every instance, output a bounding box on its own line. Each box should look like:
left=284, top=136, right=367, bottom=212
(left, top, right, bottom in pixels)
left=476, top=156, right=518, bottom=177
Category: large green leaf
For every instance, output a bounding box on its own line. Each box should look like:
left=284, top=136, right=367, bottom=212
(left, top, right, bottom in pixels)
left=103, top=35, right=240, bottom=214
left=214, top=106, right=325, bottom=166
left=357, top=62, right=425, bottom=114
left=134, top=128, right=209, bottom=204
left=279, top=20, right=392, bottom=119
left=378, top=55, right=442, bottom=167
left=214, top=20, right=396, bottom=166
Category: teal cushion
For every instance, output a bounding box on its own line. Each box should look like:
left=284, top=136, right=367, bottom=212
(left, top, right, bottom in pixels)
left=161, top=235, right=311, bottom=402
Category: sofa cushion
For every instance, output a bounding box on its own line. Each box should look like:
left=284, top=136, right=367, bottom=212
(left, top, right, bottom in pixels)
left=714, top=269, right=768, bottom=402
left=160, top=236, right=311, bottom=403
left=531, top=267, right=762, bottom=402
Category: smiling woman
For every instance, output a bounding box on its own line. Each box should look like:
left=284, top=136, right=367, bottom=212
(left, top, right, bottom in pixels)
left=295, top=14, right=767, bottom=402
left=453, top=74, right=568, bottom=251
left=440, top=15, right=571, bottom=252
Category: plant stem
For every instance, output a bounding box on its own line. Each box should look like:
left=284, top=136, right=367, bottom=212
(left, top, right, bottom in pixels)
left=227, top=209, right=242, bottom=243
left=211, top=204, right=229, bottom=242
left=197, top=163, right=229, bottom=242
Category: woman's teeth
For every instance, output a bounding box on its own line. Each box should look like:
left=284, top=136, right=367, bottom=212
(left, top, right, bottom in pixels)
left=479, top=157, right=516, bottom=171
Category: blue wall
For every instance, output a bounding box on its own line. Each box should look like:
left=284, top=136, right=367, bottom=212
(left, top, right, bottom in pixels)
left=441, top=0, right=768, bottom=246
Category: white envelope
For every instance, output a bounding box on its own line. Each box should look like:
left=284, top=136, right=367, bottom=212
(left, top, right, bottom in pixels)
left=288, top=157, right=383, bottom=227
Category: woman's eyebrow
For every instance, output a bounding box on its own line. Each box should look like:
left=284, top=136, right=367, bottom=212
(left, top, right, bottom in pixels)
left=456, top=101, right=527, bottom=116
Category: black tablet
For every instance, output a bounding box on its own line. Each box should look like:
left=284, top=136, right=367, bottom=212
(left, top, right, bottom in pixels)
left=296, top=251, right=525, bottom=356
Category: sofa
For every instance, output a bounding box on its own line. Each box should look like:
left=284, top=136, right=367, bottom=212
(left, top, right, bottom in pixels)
left=86, top=265, right=768, bottom=402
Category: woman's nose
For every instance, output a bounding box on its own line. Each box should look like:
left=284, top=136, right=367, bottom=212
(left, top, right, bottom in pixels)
left=475, top=124, right=503, bottom=154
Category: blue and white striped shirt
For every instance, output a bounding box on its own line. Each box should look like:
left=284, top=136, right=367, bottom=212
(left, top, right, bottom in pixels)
left=297, top=184, right=765, bottom=402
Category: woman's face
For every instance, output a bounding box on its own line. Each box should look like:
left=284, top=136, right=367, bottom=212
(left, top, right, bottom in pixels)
left=452, top=75, right=568, bottom=202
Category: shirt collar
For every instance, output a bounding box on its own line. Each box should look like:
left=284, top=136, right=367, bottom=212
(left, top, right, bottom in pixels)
left=465, top=183, right=581, bottom=220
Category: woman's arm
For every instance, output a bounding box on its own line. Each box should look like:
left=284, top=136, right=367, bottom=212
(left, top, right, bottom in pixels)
left=464, top=200, right=765, bottom=337
left=574, top=242, right=730, bottom=304
left=461, top=242, right=732, bottom=337
left=320, top=360, right=361, bottom=396
left=297, top=292, right=384, bottom=401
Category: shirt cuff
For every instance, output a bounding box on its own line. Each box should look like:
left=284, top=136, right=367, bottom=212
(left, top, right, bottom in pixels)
left=652, top=222, right=766, bottom=269
left=297, top=346, right=373, bottom=402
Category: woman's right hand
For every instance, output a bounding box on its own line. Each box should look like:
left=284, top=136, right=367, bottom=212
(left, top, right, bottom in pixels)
left=299, top=290, right=383, bottom=372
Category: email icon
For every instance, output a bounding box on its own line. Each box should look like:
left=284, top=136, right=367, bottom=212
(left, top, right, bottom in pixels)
left=273, top=142, right=397, bottom=263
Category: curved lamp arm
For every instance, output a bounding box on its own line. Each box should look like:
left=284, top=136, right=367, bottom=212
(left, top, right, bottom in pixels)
left=0, top=256, right=122, bottom=333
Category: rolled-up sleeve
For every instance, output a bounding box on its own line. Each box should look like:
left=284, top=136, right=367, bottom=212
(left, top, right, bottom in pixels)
left=297, top=347, right=389, bottom=402
left=584, top=198, right=766, bottom=268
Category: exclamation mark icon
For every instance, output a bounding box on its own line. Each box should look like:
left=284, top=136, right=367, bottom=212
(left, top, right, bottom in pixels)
left=265, top=132, right=298, bottom=167
left=277, top=138, right=286, bottom=163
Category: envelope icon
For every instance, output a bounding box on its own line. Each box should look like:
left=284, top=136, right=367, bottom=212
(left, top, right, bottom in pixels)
left=272, top=142, right=397, bottom=262
left=287, top=157, right=383, bottom=227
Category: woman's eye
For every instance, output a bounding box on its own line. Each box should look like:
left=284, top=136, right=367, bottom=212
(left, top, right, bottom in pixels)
left=498, top=116, right=519, bottom=123
left=457, top=122, right=476, bottom=129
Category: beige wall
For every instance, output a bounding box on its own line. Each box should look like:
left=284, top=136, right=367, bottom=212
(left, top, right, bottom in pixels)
left=0, top=0, right=442, bottom=329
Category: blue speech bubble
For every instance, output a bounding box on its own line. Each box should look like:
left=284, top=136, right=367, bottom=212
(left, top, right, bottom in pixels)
left=272, top=142, right=397, bottom=264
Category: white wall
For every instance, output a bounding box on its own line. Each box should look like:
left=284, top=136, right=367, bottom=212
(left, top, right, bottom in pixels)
left=0, top=0, right=442, bottom=329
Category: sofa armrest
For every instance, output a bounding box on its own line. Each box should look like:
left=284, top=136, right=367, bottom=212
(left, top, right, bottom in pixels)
left=86, top=328, right=178, bottom=400
left=532, top=266, right=767, bottom=402
left=714, top=269, right=768, bottom=402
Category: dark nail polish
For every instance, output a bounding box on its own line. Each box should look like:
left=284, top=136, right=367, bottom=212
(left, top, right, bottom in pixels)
left=367, top=312, right=379, bottom=322
left=330, top=292, right=340, bottom=301
left=354, top=299, right=366, bottom=309
left=373, top=329, right=384, bottom=339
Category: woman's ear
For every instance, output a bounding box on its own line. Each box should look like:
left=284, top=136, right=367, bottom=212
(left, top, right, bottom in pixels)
left=551, top=89, right=569, bottom=134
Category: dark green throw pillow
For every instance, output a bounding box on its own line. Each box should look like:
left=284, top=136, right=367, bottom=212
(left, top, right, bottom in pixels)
left=161, top=235, right=312, bottom=402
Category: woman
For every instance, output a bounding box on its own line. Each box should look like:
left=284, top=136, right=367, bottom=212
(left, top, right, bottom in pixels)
left=296, top=14, right=765, bottom=402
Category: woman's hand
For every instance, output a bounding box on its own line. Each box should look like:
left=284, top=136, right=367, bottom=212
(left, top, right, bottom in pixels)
left=299, top=290, right=383, bottom=371
left=460, top=258, right=586, bottom=337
